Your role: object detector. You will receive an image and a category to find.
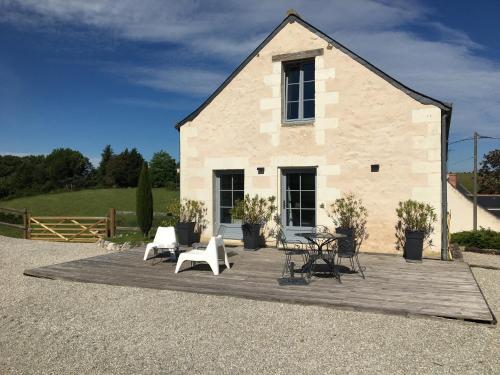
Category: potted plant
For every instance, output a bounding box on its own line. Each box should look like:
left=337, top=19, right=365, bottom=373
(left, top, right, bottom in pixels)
left=163, top=199, right=207, bottom=246
left=232, top=194, right=277, bottom=250
left=326, top=193, right=368, bottom=255
left=395, top=200, right=437, bottom=262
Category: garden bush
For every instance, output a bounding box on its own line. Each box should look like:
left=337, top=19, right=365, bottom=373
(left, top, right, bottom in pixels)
left=450, top=228, right=500, bottom=250
left=136, top=163, right=153, bottom=236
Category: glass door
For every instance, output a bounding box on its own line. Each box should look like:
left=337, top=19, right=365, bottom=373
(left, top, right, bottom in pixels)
left=281, top=169, right=316, bottom=241
left=214, top=170, right=244, bottom=239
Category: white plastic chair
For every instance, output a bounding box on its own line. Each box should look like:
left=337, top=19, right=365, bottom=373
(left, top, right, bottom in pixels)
left=143, top=226, right=179, bottom=261
left=174, top=235, right=230, bottom=276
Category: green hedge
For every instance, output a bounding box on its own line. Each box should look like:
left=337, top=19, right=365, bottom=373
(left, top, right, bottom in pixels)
left=450, top=228, right=500, bottom=250
left=0, top=211, right=23, bottom=225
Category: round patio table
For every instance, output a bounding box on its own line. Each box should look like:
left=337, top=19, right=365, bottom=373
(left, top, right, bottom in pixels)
left=295, top=232, right=346, bottom=281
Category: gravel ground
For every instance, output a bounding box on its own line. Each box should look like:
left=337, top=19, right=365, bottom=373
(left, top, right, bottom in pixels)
left=463, top=251, right=500, bottom=270
left=0, top=236, right=498, bottom=374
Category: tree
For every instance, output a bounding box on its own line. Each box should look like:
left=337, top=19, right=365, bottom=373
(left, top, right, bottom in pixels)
left=479, top=149, right=500, bottom=194
left=98, top=145, right=114, bottom=186
left=105, top=148, right=144, bottom=187
left=149, top=150, right=177, bottom=188
left=136, top=162, right=153, bottom=236
left=44, top=148, right=93, bottom=190
left=0, top=155, right=25, bottom=198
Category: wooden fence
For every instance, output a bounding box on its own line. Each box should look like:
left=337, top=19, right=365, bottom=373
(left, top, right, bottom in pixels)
left=0, top=208, right=117, bottom=243
left=0, top=207, right=29, bottom=238
left=29, top=216, right=109, bottom=242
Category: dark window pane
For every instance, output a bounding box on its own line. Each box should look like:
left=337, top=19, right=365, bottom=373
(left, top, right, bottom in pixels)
left=286, top=66, right=300, bottom=83
left=220, top=191, right=232, bottom=206
left=287, top=191, right=300, bottom=209
left=304, top=82, right=315, bottom=100
left=287, top=209, right=301, bottom=227
left=233, top=173, right=244, bottom=190
left=303, top=62, right=315, bottom=81
left=303, top=100, right=315, bottom=119
left=287, top=84, right=299, bottom=101
left=287, top=174, right=300, bottom=190
left=301, top=173, right=315, bottom=190
left=233, top=190, right=244, bottom=205
left=286, top=102, right=299, bottom=120
left=220, top=174, right=232, bottom=189
left=221, top=208, right=232, bottom=224
left=301, top=210, right=315, bottom=227
left=301, top=191, right=315, bottom=208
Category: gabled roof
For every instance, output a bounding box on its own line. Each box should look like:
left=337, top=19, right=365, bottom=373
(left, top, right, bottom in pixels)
left=175, top=13, right=452, bottom=130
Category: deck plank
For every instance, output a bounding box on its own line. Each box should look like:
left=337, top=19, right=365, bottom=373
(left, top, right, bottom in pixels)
left=23, top=247, right=495, bottom=323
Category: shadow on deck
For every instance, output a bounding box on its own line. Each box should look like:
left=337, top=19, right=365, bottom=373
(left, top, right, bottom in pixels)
left=24, top=246, right=495, bottom=324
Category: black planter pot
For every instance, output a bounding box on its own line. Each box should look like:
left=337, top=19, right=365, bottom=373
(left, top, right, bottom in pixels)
left=336, top=227, right=355, bottom=256
left=242, top=223, right=262, bottom=250
left=404, top=230, right=424, bottom=262
left=176, top=222, right=197, bottom=246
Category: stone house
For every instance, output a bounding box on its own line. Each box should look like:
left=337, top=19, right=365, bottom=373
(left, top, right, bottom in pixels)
left=175, top=12, right=452, bottom=256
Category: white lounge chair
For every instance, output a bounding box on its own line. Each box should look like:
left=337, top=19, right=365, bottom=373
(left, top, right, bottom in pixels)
left=192, top=224, right=227, bottom=250
left=174, top=235, right=230, bottom=276
left=143, top=226, right=179, bottom=261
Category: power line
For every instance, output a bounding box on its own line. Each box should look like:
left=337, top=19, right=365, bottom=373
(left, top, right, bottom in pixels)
left=448, top=131, right=498, bottom=231
left=448, top=134, right=500, bottom=145
left=448, top=137, right=473, bottom=145
left=448, top=156, right=473, bottom=166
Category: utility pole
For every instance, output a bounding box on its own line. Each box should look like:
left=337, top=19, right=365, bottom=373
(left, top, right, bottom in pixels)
left=473, top=131, right=478, bottom=230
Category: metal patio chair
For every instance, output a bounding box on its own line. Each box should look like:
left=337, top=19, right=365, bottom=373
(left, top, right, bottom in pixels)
left=336, top=233, right=365, bottom=279
left=278, top=228, right=308, bottom=277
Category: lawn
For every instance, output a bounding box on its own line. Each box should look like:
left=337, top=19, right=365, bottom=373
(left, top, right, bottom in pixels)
left=0, top=188, right=178, bottom=215
left=0, top=188, right=179, bottom=238
left=456, top=172, right=473, bottom=192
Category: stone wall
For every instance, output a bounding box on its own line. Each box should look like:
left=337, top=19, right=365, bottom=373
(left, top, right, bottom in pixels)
left=180, top=20, right=444, bottom=255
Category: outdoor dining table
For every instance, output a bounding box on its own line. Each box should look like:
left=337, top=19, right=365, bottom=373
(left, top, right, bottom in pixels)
left=295, top=232, right=346, bottom=281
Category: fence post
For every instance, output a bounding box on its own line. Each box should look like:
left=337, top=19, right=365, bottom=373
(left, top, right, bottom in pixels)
left=24, top=210, right=31, bottom=240
left=108, top=208, right=116, bottom=238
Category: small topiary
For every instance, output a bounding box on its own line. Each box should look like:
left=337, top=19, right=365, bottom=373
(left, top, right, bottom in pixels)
left=395, top=199, right=437, bottom=251
left=136, top=162, right=153, bottom=236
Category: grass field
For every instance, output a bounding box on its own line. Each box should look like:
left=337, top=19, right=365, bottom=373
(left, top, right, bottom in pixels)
left=0, top=188, right=179, bottom=238
left=456, top=172, right=473, bottom=192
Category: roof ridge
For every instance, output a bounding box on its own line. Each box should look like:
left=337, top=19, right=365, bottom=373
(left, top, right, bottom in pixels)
left=175, top=13, right=451, bottom=129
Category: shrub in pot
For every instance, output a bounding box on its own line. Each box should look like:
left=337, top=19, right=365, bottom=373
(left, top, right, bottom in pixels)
left=326, top=193, right=368, bottom=256
left=232, top=194, right=276, bottom=250
left=163, top=199, right=207, bottom=246
left=395, top=200, right=437, bottom=262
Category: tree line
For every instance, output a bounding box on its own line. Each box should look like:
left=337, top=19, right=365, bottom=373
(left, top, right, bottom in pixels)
left=0, top=145, right=178, bottom=200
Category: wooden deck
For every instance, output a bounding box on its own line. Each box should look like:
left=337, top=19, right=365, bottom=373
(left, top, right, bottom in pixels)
left=24, top=247, right=495, bottom=324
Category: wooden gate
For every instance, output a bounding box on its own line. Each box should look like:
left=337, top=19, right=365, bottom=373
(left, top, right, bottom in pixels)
left=29, top=216, right=110, bottom=243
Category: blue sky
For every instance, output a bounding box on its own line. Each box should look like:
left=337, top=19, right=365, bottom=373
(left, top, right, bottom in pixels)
left=0, top=0, right=499, bottom=171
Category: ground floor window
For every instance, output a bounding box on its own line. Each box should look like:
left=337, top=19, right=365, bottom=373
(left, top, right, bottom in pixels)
left=218, top=172, right=244, bottom=223
left=281, top=169, right=316, bottom=228
left=214, top=170, right=245, bottom=239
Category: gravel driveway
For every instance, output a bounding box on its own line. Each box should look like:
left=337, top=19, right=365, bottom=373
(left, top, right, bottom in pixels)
left=0, top=236, right=498, bottom=374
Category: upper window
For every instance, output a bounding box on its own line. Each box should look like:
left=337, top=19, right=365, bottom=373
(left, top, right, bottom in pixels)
left=284, top=60, right=315, bottom=122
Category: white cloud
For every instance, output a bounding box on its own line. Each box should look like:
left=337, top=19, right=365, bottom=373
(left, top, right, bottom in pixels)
left=1, top=0, right=499, bottom=143
left=110, top=97, right=195, bottom=110
left=88, top=156, right=100, bottom=167
left=0, top=152, right=31, bottom=157
left=106, top=65, right=227, bottom=96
